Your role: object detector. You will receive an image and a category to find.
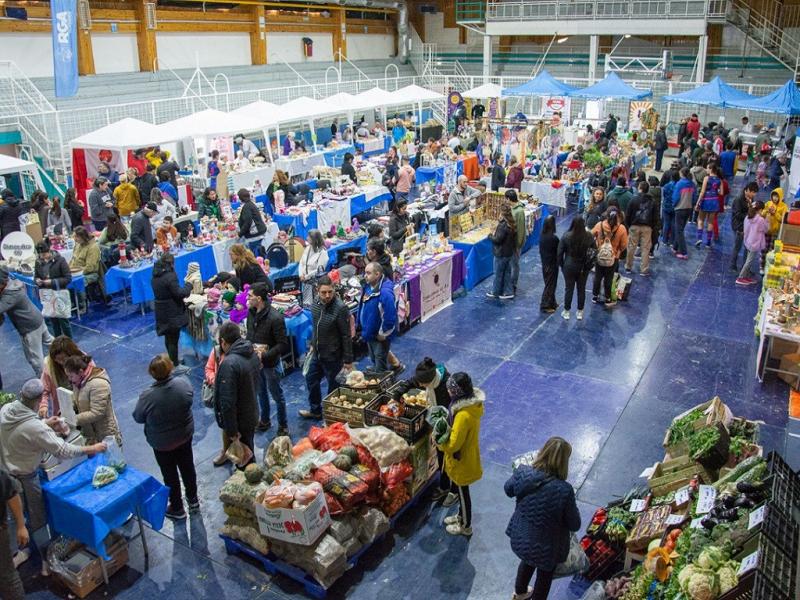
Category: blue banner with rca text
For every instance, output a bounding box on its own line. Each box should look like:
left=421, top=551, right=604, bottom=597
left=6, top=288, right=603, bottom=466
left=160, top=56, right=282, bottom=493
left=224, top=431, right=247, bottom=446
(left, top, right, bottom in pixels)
left=50, top=0, right=78, bottom=98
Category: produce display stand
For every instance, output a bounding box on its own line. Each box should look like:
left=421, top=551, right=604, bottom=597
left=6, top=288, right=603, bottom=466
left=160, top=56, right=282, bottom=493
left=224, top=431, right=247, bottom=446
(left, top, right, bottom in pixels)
left=220, top=475, right=439, bottom=599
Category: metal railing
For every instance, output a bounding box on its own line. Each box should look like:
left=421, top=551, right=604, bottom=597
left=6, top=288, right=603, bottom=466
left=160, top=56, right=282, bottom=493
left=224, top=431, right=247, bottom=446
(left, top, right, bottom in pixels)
left=484, top=0, right=727, bottom=21
left=17, top=145, right=65, bottom=198
left=727, top=0, right=800, bottom=74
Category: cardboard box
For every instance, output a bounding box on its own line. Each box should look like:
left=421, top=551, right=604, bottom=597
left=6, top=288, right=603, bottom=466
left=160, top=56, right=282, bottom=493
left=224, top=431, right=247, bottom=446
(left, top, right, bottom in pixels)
left=778, top=352, right=800, bottom=388
left=53, top=535, right=128, bottom=599
left=770, top=338, right=799, bottom=361
left=41, top=429, right=87, bottom=481
left=409, top=434, right=438, bottom=495
left=254, top=489, right=331, bottom=546
left=779, top=222, right=800, bottom=247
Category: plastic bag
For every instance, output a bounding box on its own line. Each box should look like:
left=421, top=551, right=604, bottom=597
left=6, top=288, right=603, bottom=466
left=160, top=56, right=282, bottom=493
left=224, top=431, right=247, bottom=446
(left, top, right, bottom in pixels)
left=265, top=436, right=293, bottom=468
left=292, top=437, right=314, bottom=457
left=92, top=465, right=118, bottom=488
left=284, top=450, right=323, bottom=481
left=225, top=439, right=254, bottom=468
left=103, top=435, right=126, bottom=472
left=357, top=508, right=390, bottom=544
left=260, top=480, right=296, bottom=509
left=580, top=581, right=606, bottom=600
left=381, top=460, right=413, bottom=488
left=293, top=481, right=323, bottom=506
left=349, top=463, right=380, bottom=492
left=346, top=425, right=410, bottom=468
left=308, top=422, right=352, bottom=452
left=553, top=533, right=590, bottom=579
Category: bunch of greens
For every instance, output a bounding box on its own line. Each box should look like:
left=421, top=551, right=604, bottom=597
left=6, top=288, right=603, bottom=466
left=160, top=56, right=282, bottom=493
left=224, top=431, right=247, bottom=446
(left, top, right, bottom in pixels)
left=582, top=148, right=613, bottom=169
left=688, top=427, right=721, bottom=461
left=667, top=408, right=704, bottom=444
left=0, top=392, right=16, bottom=408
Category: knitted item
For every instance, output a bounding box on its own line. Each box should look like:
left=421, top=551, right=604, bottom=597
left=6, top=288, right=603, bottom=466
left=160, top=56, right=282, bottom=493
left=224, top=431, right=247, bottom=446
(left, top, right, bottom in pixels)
left=185, top=261, right=203, bottom=294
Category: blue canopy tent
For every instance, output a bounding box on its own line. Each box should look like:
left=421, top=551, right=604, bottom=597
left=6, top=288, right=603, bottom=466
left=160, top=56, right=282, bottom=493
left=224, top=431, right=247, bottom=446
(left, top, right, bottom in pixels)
left=724, top=80, right=800, bottom=115
left=568, top=72, right=652, bottom=100
left=501, top=69, right=579, bottom=97
left=661, top=76, right=756, bottom=108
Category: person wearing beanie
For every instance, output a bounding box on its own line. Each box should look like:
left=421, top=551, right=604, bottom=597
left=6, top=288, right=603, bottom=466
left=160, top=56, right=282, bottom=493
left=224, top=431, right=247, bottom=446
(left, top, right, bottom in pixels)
left=130, top=202, right=157, bottom=252
left=237, top=188, right=267, bottom=256
left=0, top=379, right=106, bottom=572
left=437, top=372, right=484, bottom=537
left=34, top=241, right=73, bottom=338
left=393, top=357, right=453, bottom=502
left=0, top=267, right=53, bottom=375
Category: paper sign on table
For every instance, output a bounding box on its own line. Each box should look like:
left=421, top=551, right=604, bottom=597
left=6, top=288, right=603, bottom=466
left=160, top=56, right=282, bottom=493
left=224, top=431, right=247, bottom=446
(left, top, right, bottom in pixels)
left=748, top=505, right=766, bottom=529
left=690, top=517, right=704, bottom=529
left=666, top=514, right=686, bottom=525
left=674, top=486, right=691, bottom=506
left=695, top=485, right=717, bottom=514
left=738, top=550, right=759, bottom=575
left=639, top=465, right=657, bottom=478
left=629, top=499, right=647, bottom=512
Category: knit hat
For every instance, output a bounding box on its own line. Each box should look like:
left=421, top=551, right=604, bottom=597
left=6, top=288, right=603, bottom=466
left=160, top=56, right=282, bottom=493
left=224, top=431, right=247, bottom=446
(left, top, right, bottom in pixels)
left=415, top=357, right=437, bottom=385
left=222, top=291, right=236, bottom=306
left=186, top=262, right=200, bottom=276
left=20, top=378, right=44, bottom=401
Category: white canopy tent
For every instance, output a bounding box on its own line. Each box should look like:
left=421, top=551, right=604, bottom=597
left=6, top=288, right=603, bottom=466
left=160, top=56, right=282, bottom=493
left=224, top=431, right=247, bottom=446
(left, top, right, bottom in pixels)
left=159, top=109, right=265, bottom=140
left=0, top=154, right=44, bottom=198
left=69, top=117, right=175, bottom=151
left=388, top=85, right=445, bottom=129
left=230, top=101, right=281, bottom=128
left=270, top=96, right=336, bottom=152
left=462, top=83, right=504, bottom=99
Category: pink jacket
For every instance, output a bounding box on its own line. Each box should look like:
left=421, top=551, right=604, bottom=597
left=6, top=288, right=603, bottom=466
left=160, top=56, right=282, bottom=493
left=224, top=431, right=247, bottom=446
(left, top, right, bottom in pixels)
left=743, top=214, right=769, bottom=252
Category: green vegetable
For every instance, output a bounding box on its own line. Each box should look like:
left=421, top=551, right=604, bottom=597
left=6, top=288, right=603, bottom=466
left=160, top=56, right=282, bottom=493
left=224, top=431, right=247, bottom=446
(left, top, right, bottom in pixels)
left=713, top=456, right=764, bottom=490
left=332, top=454, right=352, bottom=471
left=667, top=409, right=705, bottom=444
left=339, top=445, right=359, bottom=463
left=678, top=564, right=697, bottom=593
left=735, top=461, right=767, bottom=484
left=244, top=463, right=263, bottom=484
left=696, top=546, right=726, bottom=570
left=688, top=427, right=721, bottom=460
left=0, top=392, right=16, bottom=407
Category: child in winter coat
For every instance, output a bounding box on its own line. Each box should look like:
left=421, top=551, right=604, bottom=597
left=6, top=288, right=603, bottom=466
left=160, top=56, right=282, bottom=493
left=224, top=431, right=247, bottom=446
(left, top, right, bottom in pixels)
left=737, top=201, right=768, bottom=286
left=756, top=153, right=769, bottom=189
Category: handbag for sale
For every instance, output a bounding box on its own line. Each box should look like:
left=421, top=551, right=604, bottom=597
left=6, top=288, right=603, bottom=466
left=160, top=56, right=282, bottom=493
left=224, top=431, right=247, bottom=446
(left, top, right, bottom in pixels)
left=39, top=288, right=72, bottom=319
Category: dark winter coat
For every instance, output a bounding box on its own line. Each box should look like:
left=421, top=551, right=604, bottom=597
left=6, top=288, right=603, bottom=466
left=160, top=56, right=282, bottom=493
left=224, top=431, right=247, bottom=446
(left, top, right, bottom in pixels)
left=237, top=199, right=266, bottom=240
left=388, top=212, right=411, bottom=255
left=626, top=193, right=657, bottom=229
left=504, top=466, right=581, bottom=570
left=394, top=365, right=451, bottom=408
left=0, top=196, right=23, bottom=240
left=197, top=197, right=222, bottom=220
left=490, top=219, right=515, bottom=258
left=654, top=130, right=668, bottom=151
left=585, top=200, right=608, bottom=231
left=491, top=164, right=506, bottom=192
left=132, top=374, right=194, bottom=451
left=538, top=232, right=559, bottom=270
left=587, top=173, right=609, bottom=191
left=151, top=261, right=191, bottom=335
left=245, top=303, right=287, bottom=368
left=731, top=191, right=750, bottom=233
left=65, top=197, right=85, bottom=229
left=557, top=230, right=594, bottom=274
left=130, top=210, right=154, bottom=252
left=341, top=162, right=357, bottom=184
left=376, top=252, right=393, bottom=280
left=34, top=253, right=72, bottom=290
left=505, top=166, right=524, bottom=190
left=310, top=295, right=353, bottom=364
left=136, top=173, right=158, bottom=207
left=214, top=338, right=260, bottom=436
left=88, top=187, right=115, bottom=223
left=235, top=262, right=268, bottom=287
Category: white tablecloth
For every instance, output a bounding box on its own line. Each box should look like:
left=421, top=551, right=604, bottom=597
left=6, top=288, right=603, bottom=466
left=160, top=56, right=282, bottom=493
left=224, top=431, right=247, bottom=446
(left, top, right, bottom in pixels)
left=275, top=153, right=327, bottom=178
left=358, top=138, right=385, bottom=153
left=520, top=180, right=568, bottom=208
left=227, top=165, right=276, bottom=195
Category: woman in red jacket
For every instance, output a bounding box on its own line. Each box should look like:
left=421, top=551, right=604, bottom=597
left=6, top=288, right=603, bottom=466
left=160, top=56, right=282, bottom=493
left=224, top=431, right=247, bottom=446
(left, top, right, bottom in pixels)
left=505, top=156, right=525, bottom=190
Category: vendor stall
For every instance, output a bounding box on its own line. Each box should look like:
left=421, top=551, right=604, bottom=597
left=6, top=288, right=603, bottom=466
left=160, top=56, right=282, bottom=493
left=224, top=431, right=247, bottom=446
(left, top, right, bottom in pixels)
left=354, top=136, right=391, bottom=156
left=275, top=153, right=327, bottom=178
left=402, top=250, right=466, bottom=322
left=0, top=154, right=45, bottom=200
left=520, top=180, right=569, bottom=209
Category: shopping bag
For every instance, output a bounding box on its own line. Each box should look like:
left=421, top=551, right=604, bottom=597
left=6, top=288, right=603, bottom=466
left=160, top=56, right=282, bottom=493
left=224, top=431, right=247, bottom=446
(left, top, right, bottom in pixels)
left=201, top=382, right=215, bottom=408
left=610, top=272, right=620, bottom=302
left=553, top=533, right=589, bottom=579
left=225, top=439, right=254, bottom=468
left=616, top=275, right=633, bottom=302
left=39, top=288, right=72, bottom=319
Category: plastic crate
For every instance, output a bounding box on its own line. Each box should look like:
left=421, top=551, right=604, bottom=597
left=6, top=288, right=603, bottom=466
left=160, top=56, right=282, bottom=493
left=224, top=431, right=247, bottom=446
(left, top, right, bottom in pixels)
left=342, top=370, right=395, bottom=393
left=364, top=393, right=428, bottom=443
left=719, top=534, right=797, bottom=600
left=745, top=501, right=799, bottom=561
left=765, top=451, right=800, bottom=517
left=322, top=388, right=377, bottom=427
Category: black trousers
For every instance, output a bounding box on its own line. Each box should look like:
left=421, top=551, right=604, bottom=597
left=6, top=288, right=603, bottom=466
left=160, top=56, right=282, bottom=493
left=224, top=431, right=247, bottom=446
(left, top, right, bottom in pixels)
left=164, top=330, right=180, bottom=365
left=153, top=439, right=198, bottom=511
left=592, top=261, right=617, bottom=300
left=436, top=450, right=450, bottom=492
left=240, top=429, right=256, bottom=466
left=515, top=562, right=555, bottom=599
left=450, top=482, right=472, bottom=528
left=540, top=263, right=558, bottom=310
left=562, top=268, right=588, bottom=311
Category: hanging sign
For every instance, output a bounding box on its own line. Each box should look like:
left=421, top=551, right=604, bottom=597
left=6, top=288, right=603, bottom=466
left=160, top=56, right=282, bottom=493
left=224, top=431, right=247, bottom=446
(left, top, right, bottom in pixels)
left=51, top=0, right=79, bottom=98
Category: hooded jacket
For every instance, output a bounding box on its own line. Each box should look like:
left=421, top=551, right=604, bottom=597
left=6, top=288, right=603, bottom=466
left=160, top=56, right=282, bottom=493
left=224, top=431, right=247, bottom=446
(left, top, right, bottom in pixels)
left=0, top=400, right=85, bottom=476
left=133, top=374, right=194, bottom=451
left=504, top=466, right=581, bottom=570
left=763, top=188, right=787, bottom=236
left=358, top=276, right=397, bottom=342
left=0, top=195, right=23, bottom=240
left=606, top=186, right=633, bottom=214
left=437, top=389, right=484, bottom=486
left=130, top=210, right=154, bottom=252
left=245, top=302, right=287, bottom=368
left=72, top=366, right=122, bottom=445
left=152, top=260, right=191, bottom=335
left=238, top=199, right=266, bottom=240
left=114, top=182, right=140, bottom=217
left=214, top=337, right=260, bottom=436
left=0, top=279, right=44, bottom=335
left=490, top=219, right=516, bottom=258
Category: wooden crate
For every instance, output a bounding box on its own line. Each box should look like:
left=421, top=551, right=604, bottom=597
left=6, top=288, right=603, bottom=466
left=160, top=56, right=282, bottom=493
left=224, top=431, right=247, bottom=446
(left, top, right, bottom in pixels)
left=53, top=535, right=128, bottom=599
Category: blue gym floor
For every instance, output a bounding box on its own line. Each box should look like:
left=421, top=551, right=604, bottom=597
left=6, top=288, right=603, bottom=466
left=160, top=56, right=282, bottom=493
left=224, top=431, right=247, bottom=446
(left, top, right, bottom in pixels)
left=4, top=202, right=796, bottom=599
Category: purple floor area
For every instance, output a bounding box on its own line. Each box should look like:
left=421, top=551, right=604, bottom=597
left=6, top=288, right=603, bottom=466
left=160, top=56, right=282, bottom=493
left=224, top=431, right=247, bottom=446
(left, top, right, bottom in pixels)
left=3, top=197, right=796, bottom=599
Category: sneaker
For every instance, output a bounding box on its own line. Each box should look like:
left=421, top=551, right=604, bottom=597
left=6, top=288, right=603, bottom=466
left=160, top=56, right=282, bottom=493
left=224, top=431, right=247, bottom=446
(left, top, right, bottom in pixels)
left=256, top=420, right=271, bottom=432
left=442, top=492, right=459, bottom=507
left=166, top=507, right=187, bottom=521
left=592, top=296, right=600, bottom=304
left=444, top=514, right=461, bottom=525
left=695, top=239, right=703, bottom=247
left=187, top=498, right=200, bottom=512
left=640, top=271, right=650, bottom=277
left=735, top=277, right=755, bottom=286
left=512, top=589, right=534, bottom=600
left=624, top=267, right=632, bottom=274
left=561, top=310, right=570, bottom=320
left=499, top=294, right=515, bottom=300
left=676, top=253, right=688, bottom=260
left=604, top=300, right=617, bottom=308
left=431, top=488, right=448, bottom=502
left=445, top=522, right=473, bottom=536
left=276, top=427, right=290, bottom=438
left=13, top=548, right=30, bottom=568
left=485, top=292, right=498, bottom=298
left=576, top=310, right=584, bottom=320
left=298, top=410, right=322, bottom=420
left=649, top=253, right=655, bottom=259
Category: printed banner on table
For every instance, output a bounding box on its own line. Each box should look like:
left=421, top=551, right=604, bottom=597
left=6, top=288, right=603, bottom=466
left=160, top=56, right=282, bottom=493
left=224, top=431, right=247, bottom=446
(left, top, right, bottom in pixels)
left=629, top=101, right=653, bottom=132
left=51, top=0, right=79, bottom=98
left=420, top=258, right=453, bottom=322
left=542, top=96, right=570, bottom=121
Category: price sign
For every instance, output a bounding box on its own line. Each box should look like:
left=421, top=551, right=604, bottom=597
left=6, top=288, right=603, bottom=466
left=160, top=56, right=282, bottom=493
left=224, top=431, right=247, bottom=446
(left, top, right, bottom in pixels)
left=695, top=485, right=717, bottom=515
left=674, top=486, right=691, bottom=506
left=629, top=499, right=647, bottom=512
left=690, top=517, right=704, bottom=529
left=748, top=505, right=766, bottom=529
left=738, top=550, right=759, bottom=575
left=666, top=514, right=686, bottom=525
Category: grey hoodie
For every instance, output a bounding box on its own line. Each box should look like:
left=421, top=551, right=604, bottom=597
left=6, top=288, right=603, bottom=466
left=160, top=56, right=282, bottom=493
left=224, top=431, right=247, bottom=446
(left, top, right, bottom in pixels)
left=0, top=401, right=84, bottom=476
left=0, top=279, right=44, bottom=335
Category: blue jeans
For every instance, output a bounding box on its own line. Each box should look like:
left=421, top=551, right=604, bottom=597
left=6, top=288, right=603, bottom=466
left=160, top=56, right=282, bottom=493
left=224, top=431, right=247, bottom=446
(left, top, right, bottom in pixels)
left=493, top=255, right=513, bottom=296
left=305, top=354, right=342, bottom=413
left=673, top=209, right=691, bottom=255
left=367, top=339, right=390, bottom=372
left=661, top=210, right=675, bottom=246
left=510, top=250, right=521, bottom=291
left=258, top=366, right=286, bottom=427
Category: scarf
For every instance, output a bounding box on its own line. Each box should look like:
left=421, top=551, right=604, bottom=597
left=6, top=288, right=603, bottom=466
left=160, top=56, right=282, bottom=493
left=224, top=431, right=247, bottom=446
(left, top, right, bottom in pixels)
left=424, top=366, right=444, bottom=408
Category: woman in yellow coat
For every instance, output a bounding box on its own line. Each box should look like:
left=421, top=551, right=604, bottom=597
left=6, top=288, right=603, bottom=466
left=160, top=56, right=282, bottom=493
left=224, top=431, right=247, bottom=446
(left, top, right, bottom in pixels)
left=438, top=372, right=484, bottom=537
left=762, top=187, right=787, bottom=251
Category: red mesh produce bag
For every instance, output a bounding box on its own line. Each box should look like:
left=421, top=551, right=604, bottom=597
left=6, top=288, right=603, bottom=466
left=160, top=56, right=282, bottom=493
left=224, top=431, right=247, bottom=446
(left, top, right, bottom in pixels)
left=308, top=422, right=351, bottom=452
left=325, top=492, right=345, bottom=516
left=381, top=484, right=410, bottom=516
left=356, top=444, right=379, bottom=472
left=349, top=463, right=380, bottom=492
left=381, top=460, right=413, bottom=489
left=292, top=437, right=314, bottom=457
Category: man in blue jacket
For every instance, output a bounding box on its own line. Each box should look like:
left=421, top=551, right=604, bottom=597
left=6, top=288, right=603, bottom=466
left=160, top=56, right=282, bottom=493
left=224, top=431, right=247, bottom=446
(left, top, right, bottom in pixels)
left=358, top=262, right=398, bottom=373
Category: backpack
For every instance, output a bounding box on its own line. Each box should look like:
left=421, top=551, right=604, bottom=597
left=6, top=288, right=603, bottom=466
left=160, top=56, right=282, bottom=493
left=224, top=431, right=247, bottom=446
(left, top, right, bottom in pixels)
left=634, top=199, right=653, bottom=225
left=596, top=226, right=617, bottom=267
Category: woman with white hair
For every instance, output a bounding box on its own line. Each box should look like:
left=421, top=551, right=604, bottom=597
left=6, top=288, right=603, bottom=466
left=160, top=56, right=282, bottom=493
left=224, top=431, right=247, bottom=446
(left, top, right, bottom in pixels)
left=282, top=131, right=296, bottom=156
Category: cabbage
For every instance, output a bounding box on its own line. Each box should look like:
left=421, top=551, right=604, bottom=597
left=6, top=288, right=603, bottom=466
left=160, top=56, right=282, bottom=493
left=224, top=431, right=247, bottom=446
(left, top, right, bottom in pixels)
left=697, top=546, right=725, bottom=570
left=687, top=569, right=719, bottom=600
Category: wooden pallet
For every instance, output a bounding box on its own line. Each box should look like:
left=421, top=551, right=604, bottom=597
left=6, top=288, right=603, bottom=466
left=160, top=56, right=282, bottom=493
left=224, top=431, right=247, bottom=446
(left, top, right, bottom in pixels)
left=221, top=476, right=439, bottom=598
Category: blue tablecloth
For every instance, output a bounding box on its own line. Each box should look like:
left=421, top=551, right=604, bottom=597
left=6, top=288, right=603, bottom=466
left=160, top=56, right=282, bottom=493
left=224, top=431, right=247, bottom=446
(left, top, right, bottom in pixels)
left=415, top=160, right=464, bottom=186
left=270, top=235, right=369, bottom=281
left=323, top=145, right=355, bottom=167
left=43, top=455, right=168, bottom=559
left=104, top=245, right=217, bottom=304
left=270, top=192, right=391, bottom=240
left=453, top=205, right=548, bottom=291
left=355, top=137, right=391, bottom=157
left=10, top=271, right=86, bottom=310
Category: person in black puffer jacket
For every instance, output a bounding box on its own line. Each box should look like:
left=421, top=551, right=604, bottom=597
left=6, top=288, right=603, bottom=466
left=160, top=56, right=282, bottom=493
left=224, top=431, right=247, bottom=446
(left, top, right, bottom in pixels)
left=730, top=182, right=758, bottom=271
left=213, top=322, right=260, bottom=459
left=133, top=354, right=197, bottom=520
left=245, top=283, right=288, bottom=436
left=34, top=241, right=73, bottom=338
left=237, top=188, right=267, bottom=256
left=387, top=199, right=413, bottom=255
left=488, top=205, right=517, bottom=299
left=152, top=253, right=191, bottom=366
left=299, top=276, right=353, bottom=420
left=538, top=215, right=559, bottom=313
left=557, top=215, right=595, bottom=320
left=0, top=190, right=23, bottom=242
left=505, top=436, right=581, bottom=600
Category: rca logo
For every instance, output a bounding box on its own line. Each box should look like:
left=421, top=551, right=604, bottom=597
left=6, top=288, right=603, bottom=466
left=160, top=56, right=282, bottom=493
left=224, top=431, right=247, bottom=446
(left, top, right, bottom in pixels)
left=56, top=11, right=72, bottom=45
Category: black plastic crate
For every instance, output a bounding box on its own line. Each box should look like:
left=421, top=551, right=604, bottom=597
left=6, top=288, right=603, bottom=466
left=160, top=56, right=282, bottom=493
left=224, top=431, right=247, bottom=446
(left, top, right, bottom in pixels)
left=720, top=535, right=797, bottom=600
left=747, top=502, right=799, bottom=561
left=342, top=370, right=395, bottom=393
left=364, top=393, right=428, bottom=443
left=322, top=387, right=377, bottom=427
left=765, top=451, right=800, bottom=517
